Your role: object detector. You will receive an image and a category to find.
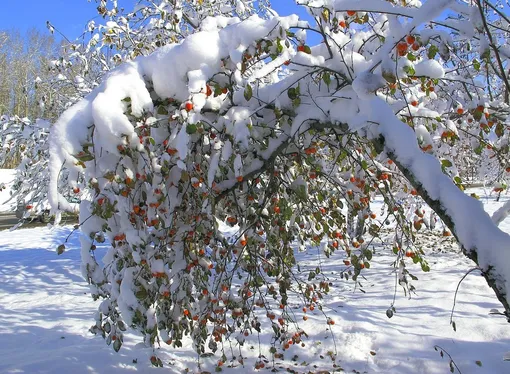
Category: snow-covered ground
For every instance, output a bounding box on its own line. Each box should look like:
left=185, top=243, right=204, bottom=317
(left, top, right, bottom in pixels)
left=0, top=169, right=16, bottom=212
left=1, top=190, right=510, bottom=373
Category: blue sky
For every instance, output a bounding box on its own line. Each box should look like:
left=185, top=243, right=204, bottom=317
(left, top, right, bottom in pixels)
left=0, top=0, right=310, bottom=40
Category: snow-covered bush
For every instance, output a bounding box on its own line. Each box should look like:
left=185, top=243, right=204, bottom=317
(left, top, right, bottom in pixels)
left=49, top=0, right=510, bottom=367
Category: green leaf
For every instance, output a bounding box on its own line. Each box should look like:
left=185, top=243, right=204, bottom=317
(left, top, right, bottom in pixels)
left=244, top=84, right=253, bottom=101
left=322, top=73, right=331, bottom=87
left=318, top=191, right=324, bottom=202
left=364, top=249, right=373, bottom=261
left=441, top=159, right=453, bottom=168
left=481, top=48, right=490, bottom=61
left=287, top=87, right=297, bottom=100
left=407, top=53, right=416, bottom=62
left=113, top=338, right=122, bottom=352
left=473, top=110, right=483, bottom=121
left=473, top=59, right=480, bottom=71
left=157, top=106, right=168, bottom=115
left=386, top=308, right=394, bottom=318
left=186, top=123, right=197, bottom=134
left=135, top=289, right=147, bottom=299
left=117, top=320, right=127, bottom=331
left=382, top=70, right=396, bottom=84
left=76, top=154, right=94, bottom=162
left=428, top=45, right=439, bottom=59
left=475, top=360, right=482, bottom=367
left=57, top=244, right=65, bottom=255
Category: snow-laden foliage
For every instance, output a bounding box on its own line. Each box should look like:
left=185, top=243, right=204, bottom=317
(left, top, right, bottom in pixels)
left=0, top=1, right=274, bottom=220
left=49, top=0, right=510, bottom=366
left=0, top=116, right=76, bottom=221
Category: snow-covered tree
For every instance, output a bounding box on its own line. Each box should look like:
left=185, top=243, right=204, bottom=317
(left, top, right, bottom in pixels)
left=49, top=0, right=510, bottom=367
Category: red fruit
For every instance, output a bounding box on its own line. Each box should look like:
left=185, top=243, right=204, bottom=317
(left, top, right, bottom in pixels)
left=339, top=20, right=346, bottom=28
left=347, top=10, right=356, bottom=16
left=283, top=60, right=291, bottom=66
left=411, top=42, right=420, bottom=51
left=297, top=45, right=305, bottom=52
left=397, top=42, right=408, bottom=53
left=184, top=101, right=193, bottom=112
left=73, top=187, right=80, bottom=194
left=457, top=108, right=464, bottom=115
left=25, top=205, right=33, bottom=210
left=406, top=35, right=416, bottom=45
left=411, top=100, right=418, bottom=107
left=206, top=85, right=212, bottom=97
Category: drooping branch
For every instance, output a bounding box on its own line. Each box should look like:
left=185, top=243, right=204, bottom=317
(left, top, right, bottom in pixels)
left=372, top=135, right=510, bottom=319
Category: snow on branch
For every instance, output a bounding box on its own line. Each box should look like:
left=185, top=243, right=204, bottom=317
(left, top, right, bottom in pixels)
left=366, top=96, right=510, bottom=317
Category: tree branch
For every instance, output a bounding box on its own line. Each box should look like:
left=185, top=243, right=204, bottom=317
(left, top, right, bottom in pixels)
left=372, top=135, right=510, bottom=319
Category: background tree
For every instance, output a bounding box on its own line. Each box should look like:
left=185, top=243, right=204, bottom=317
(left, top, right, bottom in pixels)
left=0, top=29, right=58, bottom=119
